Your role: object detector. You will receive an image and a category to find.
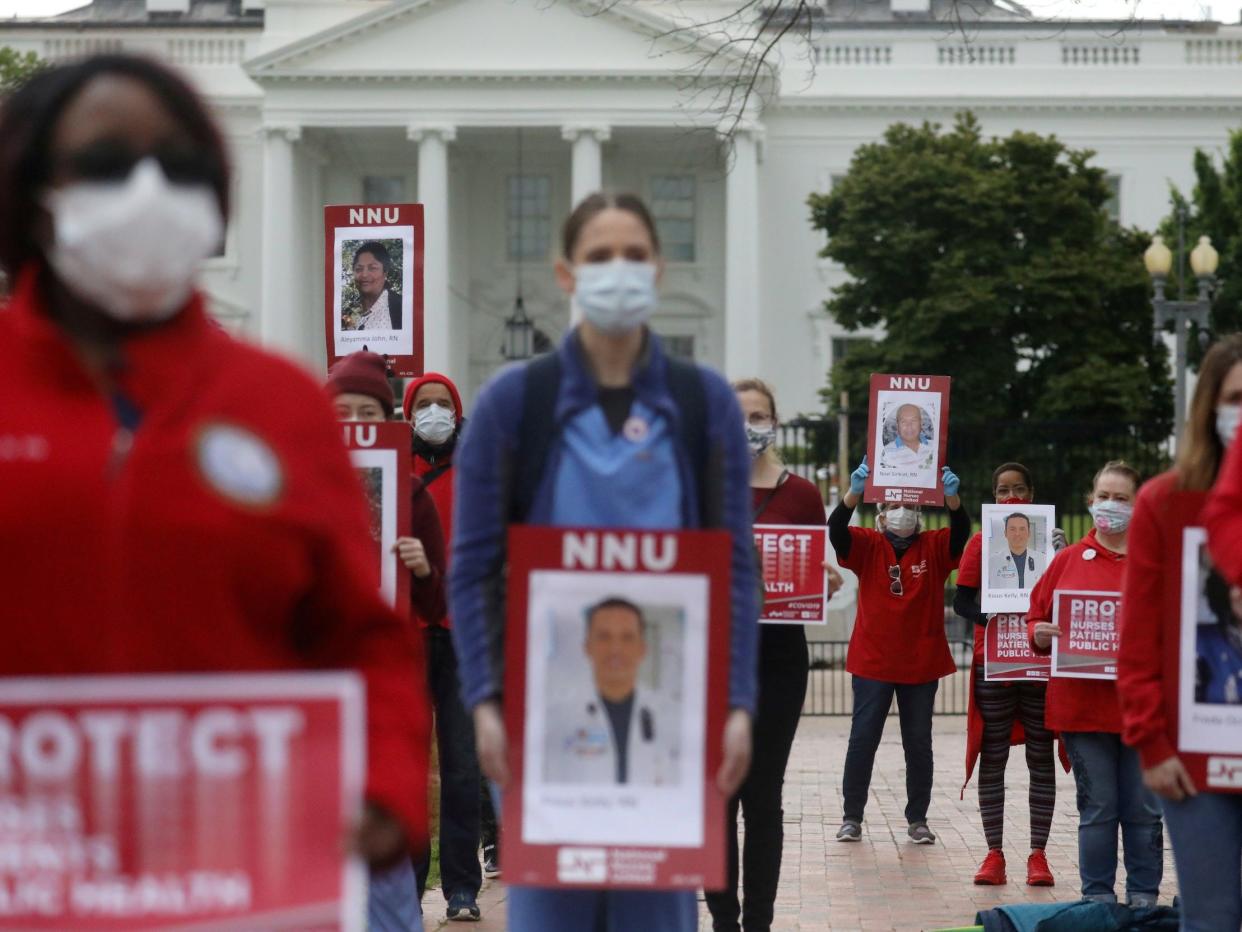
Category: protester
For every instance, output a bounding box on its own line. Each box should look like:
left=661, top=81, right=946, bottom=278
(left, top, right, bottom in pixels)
left=1120, top=335, right=1242, bottom=930
left=705, top=378, right=844, bottom=932
left=0, top=52, right=430, bottom=927
left=1028, top=461, right=1162, bottom=907
left=448, top=192, right=758, bottom=932
left=955, top=463, right=1061, bottom=887
left=401, top=371, right=484, bottom=921
left=327, top=351, right=447, bottom=629
left=830, top=457, right=970, bottom=844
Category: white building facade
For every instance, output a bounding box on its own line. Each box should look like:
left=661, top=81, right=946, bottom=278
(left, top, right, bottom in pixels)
left=6, top=0, right=1242, bottom=414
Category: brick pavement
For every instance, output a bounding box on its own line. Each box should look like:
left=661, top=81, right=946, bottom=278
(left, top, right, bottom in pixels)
left=425, top=715, right=1179, bottom=932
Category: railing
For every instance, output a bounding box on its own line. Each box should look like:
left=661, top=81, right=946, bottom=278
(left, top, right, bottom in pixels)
left=814, top=44, right=893, bottom=65
left=1061, top=43, right=1141, bottom=65
left=43, top=37, right=123, bottom=60
left=42, top=36, right=250, bottom=65
left=937, top=44, right=1016, bottom=65
left=1185, top=38, right=1242, bottom=64
left=804, top=635, right=976, bottom=715
left=166, top=37, right=248, bottom=65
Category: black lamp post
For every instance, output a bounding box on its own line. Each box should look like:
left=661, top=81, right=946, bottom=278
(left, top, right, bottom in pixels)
left=503, top=295, right=535, bottom=361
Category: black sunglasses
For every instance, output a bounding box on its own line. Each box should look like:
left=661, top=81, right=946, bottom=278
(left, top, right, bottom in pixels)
left=54, top=139, right=219, bottom=187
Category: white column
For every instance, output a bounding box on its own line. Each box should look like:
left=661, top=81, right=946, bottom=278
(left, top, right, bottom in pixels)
left=259, top=124, right=301, bottom=355
left=723, top=125, right=763, bottom=379
left=562, top=124, right=611, bottom=206
left=407, top=124, right=457, bottom=377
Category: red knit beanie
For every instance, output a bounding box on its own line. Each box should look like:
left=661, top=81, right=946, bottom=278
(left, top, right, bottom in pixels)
left=326, top=351, right=394, bottom=416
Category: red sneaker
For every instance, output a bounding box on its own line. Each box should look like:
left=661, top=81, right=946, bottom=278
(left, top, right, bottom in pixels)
left=1027, top=849, right=1055, bottom=887
left=973, top=848, right=1007, bottom=885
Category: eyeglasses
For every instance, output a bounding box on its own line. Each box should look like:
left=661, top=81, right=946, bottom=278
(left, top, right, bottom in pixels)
left=888, top=564, right=903, bottom=597
left=54, top=139, right=220, bottom=186
left=745, top=413, right=774, bottom=428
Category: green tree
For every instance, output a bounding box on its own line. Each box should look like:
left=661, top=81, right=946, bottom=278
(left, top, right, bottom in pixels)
left=1159, top=130, right=1242, bottom=354
left=0, top=48, right=44, bottom=95
left=809, top=113, right=1171, bottom=440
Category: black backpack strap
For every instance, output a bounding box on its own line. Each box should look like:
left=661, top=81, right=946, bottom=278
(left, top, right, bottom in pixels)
left=511, top=352, right=564, bottom=523
left=420, top=461, right=452, bottom=488
left=664, top=357, right=715, bottom=527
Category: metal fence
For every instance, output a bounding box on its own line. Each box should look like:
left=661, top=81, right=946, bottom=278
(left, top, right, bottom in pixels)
left=803, top=635, right=975, bottom=716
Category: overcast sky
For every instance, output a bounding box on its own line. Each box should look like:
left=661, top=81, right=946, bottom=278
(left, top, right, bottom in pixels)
left=0, top=0, right=1229, bottom=23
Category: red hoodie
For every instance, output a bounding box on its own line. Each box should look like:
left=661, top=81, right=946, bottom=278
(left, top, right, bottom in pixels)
left=0, top=268, right=430, bottom=846
left=1206, top=431, right=1242, bottom=585
left=1118, top=471, right=1205, bottom=770
left=403, top=372, right=463, bottom=628
left=1026, top=529, right=1125, bottom=733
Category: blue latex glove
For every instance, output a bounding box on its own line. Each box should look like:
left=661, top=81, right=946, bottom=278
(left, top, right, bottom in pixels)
left=941, top=466, right=960, bottom=498
left=849, top=457, right=869, bottom=496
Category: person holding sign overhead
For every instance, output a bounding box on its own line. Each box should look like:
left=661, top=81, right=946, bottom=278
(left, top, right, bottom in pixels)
left=704, top=378, right=843, bottom=932
left=829, top=456, right=970, bottom=845
left=1028, top=461, right=1163, bottom=907
left=1120, top=335, right=1242, bottom=931
left=449, top=192, right=758, bottom=932
left=954, top=463, right=1063, bottom=888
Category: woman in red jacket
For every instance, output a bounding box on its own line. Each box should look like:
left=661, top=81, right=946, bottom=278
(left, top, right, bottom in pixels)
left=1028, top=461, right=1162, bottom=907
left=954, top=462, right=1059, bottom=888
left=704, top=378, right=843, bottom=932
left=1120, top=335, right=1242, bottom=931
left=0, top=54, right=430, bottom=927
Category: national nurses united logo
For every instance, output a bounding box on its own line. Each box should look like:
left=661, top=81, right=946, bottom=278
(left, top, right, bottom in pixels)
left=194, top=423, right=284, bottom=508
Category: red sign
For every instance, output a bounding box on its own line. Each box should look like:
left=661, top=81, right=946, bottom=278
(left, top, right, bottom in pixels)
left=983, top=613, right=1050, bottom=682
left=0, top=673, right=365, bottom=930
left=864, top=373, right=952, bottom=506
left=754, top=525, right=829, bottom=625
left=1052, top=590, right=1122, bottom=680
left=502, top=526, right=732, bottom=889
left=325, top=204, right=424, bottom=377
left=343, top=422, right=412, bottom=615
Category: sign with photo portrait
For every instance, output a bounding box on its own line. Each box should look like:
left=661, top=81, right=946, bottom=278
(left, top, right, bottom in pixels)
left=754, top=525, right=830, bottom=625
left=864, top=374, right=951, bottom=506
left=343, top=422, right=411, bottom=614
left=503, top=526, right=731, bottom=889
left=1178, top=522, right=1242, bottom=790
left=984, top=613, right=1050, bottom=682
left=980, top=504, right=1056, bottom=613
left=324, top=204, right=424, bottom=377
left=1051, top=589, right=1122, bottom=680
left=0, top=673, right=366, bottom=931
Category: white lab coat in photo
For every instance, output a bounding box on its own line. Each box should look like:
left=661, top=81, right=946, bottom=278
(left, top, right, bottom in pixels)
left=543, top=688, right=680, bottom=787
left=989, top=549, right=1046, bottom=590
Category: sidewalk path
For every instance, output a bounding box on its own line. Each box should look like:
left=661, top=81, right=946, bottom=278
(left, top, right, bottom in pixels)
left=426, top=716, right=1179, bottom=931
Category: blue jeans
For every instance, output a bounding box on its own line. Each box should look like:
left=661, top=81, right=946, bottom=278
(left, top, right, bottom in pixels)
left=1062, top=732, right=1163, bottom=903
left=368, top=860, right=424, bottom=932
left=842, top=676, right=939, bottom=824
left=509, top=888, right=697, bottom=932
left=413, top=627, right=482, bottom=902
left=491, top=785, right=698, bottom=932
left=1162, top=790, right=1242, bottom=930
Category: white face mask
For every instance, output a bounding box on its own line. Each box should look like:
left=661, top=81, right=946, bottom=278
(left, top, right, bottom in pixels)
left=44, top=158, right=222, bottom=324
left=571, top=259, right=658, bottom=335
left=882, top=506, right=920, bottom=538
left=1217, top=403, right=1241, bottom=448
left=1090, top=499, right=1133, bottom=535
left=414, top=403, right=455, bottom=445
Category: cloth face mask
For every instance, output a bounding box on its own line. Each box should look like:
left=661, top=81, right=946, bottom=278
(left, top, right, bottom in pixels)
left=572, top=259, right=658, bottom=335
left=44, top=157, right=222, bottom=324
left=746, top=425, right=776, bottom=459
left=414, top=403, right=455, bottom=445
left=1090, top=499, right=1133, bottom=535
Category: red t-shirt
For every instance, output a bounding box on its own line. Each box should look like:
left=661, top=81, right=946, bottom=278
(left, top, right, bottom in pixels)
left=839, top=526, right=958, bottom=684
left=1026, top=529, right=1124, bottom=733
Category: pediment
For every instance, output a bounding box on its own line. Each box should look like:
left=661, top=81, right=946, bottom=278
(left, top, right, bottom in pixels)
left=245, top=0, right=753, bottom=80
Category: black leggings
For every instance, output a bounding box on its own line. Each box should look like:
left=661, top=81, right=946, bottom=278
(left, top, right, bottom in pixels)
left=975, top=671, right=1055, bottom=850
left=705, top=627, right=809, bottom=932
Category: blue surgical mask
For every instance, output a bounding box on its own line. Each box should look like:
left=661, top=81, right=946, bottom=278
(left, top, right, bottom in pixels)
left=1217, top=404, right=1240, bottom=448
left=572, top=259, right=658, bottom=334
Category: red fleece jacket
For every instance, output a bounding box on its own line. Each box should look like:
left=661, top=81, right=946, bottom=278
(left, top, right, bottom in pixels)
left=0, top=268, right=430, bottom=847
